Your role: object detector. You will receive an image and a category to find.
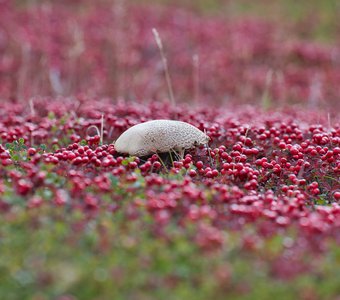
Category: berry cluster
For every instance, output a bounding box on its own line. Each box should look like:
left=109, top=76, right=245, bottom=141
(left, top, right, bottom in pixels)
left=1, top=99, right=339, bottom=258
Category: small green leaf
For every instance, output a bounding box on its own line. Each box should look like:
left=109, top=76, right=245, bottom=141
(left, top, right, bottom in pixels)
left=121, top=159, right=129, bottom=166
left=48, top=111, right=56, bottom=119
left=12, top=154, right=20, bottom=161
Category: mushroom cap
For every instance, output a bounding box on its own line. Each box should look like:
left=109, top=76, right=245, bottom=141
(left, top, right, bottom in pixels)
left=114, top=120, right=209, bottom=156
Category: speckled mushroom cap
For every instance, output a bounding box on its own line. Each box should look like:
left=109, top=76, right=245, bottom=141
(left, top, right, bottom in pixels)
left=114, top=120, right=209, bottom=156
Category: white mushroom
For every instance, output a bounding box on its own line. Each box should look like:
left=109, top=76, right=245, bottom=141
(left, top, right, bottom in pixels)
left=114, top=120, right=209, bottom=156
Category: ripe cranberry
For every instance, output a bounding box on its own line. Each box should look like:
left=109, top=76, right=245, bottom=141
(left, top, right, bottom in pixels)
left=312, top=188, right=320, bottom=195
left=16, top=179, right=32, bottom=196
left=153, top=161, right=162, bottom=169
left=94, top=159, right=101, bottom=167
left=78, top=147, right=85, bottom=154
left=196, top=161, right=204, bottom=169
left=0, top=151, right=10, bottom=159
left=128, top=161, right=138, bottom=169
left=184, top=156, right=192, bottom=164
left=27, top=148, right=37, bottom=156
left=68, top=152, right=76, bottom=160
left=334, top=192, right=340, bottom=200
left=189, top=170, right=197, bottom=177
left=116, top=157, right=124, bottom=164
left=1, top=159, right=12, bottom=166
left=72, top=157, right=82, bottom=165
left=173, top=161, right=183, bottom=169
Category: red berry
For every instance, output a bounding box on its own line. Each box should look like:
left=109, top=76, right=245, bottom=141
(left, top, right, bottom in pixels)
left=189, top=170, right=197, bottom=177
left=153, top=161, right=162, bottom=169
left=334, top=192, right=340, bottom=200
left=27, top=148, right=37, bottom=156
left=196, top=161, right=204, bottom=169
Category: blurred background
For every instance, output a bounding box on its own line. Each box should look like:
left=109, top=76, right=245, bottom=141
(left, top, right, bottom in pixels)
left=1, top=0, right=340, bottom=110
left=141, top=0, right=340, bottom=42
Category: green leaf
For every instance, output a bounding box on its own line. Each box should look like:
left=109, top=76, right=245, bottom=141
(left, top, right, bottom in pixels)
left=12, top=154, right=20, bottom=161
left=48, top=111, right=56, bottom=119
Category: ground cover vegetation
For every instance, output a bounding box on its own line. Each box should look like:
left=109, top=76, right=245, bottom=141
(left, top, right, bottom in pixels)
left=0, top=1, right=339, bottom=299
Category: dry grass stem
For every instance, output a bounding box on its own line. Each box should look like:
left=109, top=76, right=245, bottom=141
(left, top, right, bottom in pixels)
left=193, top=54, right=200, bottom=103
left=152, top=28, right=175, bottom=106
left=101, top=114, right=104, bottom=145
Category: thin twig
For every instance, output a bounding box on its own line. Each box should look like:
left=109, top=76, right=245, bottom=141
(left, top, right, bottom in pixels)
left=261, top=69, right=273, bottom=110
left=108, top=126, right=114, bottom=139
left=171, top=149, right=182, bottom=161
left=244, top=126, right=250, bottom=139
left=169, top=150, right=174, bottom=167
left=155, top=152, right=169, bottom=173
left=206, top=144, right=213, bottom=168
left=29, top=99, right=35, bottom=117
left=297, top=164, right=305, bottom=179
left=100, top=114, right=104, bottom=145
left=29, top=99, right=35, bottom=146
left=204, top=129, right=213, bottom=167
left=86, top=125, right=100, bottom=137
left=193, top=54, right=200, bottom=103
left=327, top=112, right=331, bottom=132
left=152, top=28, right=175, bottom=106
left=30, top=132, right=34, bottom=147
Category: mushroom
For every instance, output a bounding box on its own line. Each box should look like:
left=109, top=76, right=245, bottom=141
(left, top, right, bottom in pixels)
left=114, top=120, right=209, bottom=157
